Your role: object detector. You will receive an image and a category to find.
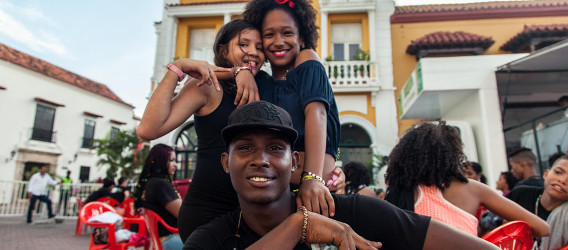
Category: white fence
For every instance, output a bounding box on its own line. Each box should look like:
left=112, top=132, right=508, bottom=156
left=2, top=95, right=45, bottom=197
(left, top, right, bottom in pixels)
left=0, top=180, right=103, bottom=219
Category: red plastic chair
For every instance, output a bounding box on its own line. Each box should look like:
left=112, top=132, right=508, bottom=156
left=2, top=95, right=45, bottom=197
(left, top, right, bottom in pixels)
left=98, top=197, right=121, bottom=207
left=141, top=208, right=179, bottom=250
left=75, top=197, right=86, bottom=236
left=172, top=178, right=191, bottom=199
left=482, top=221, right=534, bottom=250
left=79, top=202, right=146, bottom=250
left=120, top=198, right=146, bottom=235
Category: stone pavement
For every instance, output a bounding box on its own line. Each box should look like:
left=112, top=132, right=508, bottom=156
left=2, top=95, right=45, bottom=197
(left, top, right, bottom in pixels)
left=0, top=216, right=145, bottom=249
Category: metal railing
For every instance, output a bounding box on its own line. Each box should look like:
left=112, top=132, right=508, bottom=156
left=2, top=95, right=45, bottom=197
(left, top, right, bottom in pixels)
left=0, top=180, right=103, bottom=219
left=323, top=61, right=378, bottom=88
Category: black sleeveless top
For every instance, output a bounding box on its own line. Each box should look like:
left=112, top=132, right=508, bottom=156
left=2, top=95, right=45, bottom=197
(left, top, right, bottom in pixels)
left=185, top=90, right=238, bottom=205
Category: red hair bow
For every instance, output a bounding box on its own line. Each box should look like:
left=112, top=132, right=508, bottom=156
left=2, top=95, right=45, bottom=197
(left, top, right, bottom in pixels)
left=275, top=0, right=295, bottom=8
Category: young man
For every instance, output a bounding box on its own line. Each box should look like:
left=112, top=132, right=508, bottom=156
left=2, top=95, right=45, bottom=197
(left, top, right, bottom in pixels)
left=27, top=165, right=59, bottom=224
left=84, top=178, right=115, bottom=203
left=184, top=101, right=499, bottom=250
left=507, top=156, right=568, bottom=249
left=508, top=148, right=544, bottom=188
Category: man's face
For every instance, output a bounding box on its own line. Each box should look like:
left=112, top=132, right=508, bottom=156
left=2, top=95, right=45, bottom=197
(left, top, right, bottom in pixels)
left=222, top=130, right=298, bottom=205
left=39, top=166, right=47, bottom=174
left=543, top=159, right=568, bottom=202
left=509, top=160, right=524, bottom=179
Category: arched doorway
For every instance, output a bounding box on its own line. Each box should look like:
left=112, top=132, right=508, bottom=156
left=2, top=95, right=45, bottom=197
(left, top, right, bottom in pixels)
left=339, top=123, right=372, bottom=166
left=174, top=123, right=198, bottom=180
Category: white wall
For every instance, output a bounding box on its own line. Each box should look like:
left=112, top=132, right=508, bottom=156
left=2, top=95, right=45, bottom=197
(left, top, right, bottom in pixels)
left=0, top=59, right=137, bottom=183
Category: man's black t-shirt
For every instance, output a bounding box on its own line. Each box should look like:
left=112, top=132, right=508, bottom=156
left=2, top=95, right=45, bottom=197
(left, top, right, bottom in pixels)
left=506, top=186, right=550, bottom=220
left=513, top=177, right=544, bottom=189
left=85, top=188, right=112, bottom=203
left=143, top=177, right=180, bottom=237
left=184, top=194, right=430, bottom=250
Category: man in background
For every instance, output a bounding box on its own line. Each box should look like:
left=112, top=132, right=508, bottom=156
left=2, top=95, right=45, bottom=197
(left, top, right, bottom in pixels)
left=57, top=170, right=73, bottom=216
left=508, top=148, right=544, bottom=189
left=27, top=165, right=59, bottom=224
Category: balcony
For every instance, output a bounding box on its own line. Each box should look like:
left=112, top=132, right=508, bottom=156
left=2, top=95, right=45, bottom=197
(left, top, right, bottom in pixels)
left=31, top=128, right=57, bottom=143
left=323, top=61, right=379, bottom=92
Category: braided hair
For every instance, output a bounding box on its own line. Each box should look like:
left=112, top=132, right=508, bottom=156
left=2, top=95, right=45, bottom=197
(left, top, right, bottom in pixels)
left=133, top=144, right=175, bottom=213
left=386, top=121, right=469, bottom=191
left=243, top=0, right=319, bottom=50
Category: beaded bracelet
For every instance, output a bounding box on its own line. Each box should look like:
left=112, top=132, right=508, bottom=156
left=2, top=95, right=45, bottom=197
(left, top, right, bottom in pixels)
left=298, top=206, right=308, bottom=243
left=300, top=171, right=326, bottom=186
left=234, top=66, right=252, bottom=78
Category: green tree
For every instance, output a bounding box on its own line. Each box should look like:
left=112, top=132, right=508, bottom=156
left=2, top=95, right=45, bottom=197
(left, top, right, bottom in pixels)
left=91, top=129, right=149, bottom=180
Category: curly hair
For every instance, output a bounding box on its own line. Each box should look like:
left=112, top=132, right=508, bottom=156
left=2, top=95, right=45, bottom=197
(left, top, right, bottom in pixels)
left=242, top=0, right=319, bottom=50
left=133, top=144, right=175, bottom=213
left=213, top=19, right=259, bottom=94
left=385, top=121, right=468, bottom=191
left=343, top=161, right=371, bottom=195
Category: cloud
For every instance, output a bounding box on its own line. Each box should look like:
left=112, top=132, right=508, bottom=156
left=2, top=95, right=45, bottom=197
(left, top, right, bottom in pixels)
left=0, top=2, right=70, bottom=58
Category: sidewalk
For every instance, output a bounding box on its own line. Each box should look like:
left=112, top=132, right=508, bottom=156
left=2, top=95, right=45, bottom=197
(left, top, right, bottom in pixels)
left=0, top=216, right=145, bottom=249
left=0, top=216, right=89, bottom=249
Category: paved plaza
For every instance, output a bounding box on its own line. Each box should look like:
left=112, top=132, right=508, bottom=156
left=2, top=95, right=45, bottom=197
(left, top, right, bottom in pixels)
left=0, top=216, right=145, bottom=249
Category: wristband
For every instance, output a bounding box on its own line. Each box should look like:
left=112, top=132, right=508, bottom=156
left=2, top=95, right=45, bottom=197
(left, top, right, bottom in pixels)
left=234, top=66, right=252, bottom=78
left=301, top=171, right=326, bottom=186
left=298, top=206, right=308, bottom=243
left=166, top=63, right=187, bottom=82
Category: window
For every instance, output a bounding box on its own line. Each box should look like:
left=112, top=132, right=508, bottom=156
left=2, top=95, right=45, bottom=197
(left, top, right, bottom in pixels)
left=79, top=166, right=90, bottom=182
left=175, top=123, right=198, bottom=179
left=331, top=23, right=362, bottom=61
left=31, top=104, right=56, bottom=142
left=110, top=127, right=119, bottom=140
left=82, top=119, right=96, bottom=148
left=189, top=28, right=216, bottom=64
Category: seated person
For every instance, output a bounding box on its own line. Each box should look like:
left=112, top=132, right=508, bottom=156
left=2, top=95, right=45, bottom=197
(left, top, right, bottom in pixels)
left=133, top=144, right=183, bottom=250
left=496, top=171, right=518, bottom=197
left=343, top=161, right=376, bottom=197
left=85, top=178, right=115, bottom=203
left=384, top=121, right=549, bottom=237
left=507, top=156, right=568, bottom=249
left=110, top=177, right=130, bottom=203
left=184, top=101, right=501, bottom=250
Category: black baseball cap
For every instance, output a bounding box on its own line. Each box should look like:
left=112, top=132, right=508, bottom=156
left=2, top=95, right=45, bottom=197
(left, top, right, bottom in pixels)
left=222, top=101, right=298, bottom=147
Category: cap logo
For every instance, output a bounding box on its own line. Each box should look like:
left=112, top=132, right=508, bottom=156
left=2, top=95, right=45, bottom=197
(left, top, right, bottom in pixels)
left=236, top=103, right=282, bottom=124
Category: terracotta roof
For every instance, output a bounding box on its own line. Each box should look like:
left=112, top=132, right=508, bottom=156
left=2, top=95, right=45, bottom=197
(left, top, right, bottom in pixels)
left=0, top=43, right=134, bottom=108
left=392, top=0, right=568, bottom=23
left=501, top=24, right=568, bottom=51
left=406, top=31, right=495, bottom=55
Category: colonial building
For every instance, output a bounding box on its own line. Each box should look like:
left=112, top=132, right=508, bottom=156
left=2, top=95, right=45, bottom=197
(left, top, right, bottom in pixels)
left=0, top=43, right=138, bottom=183
left=149, top=0, right=397, bottom=179
left=390, top=0, right=568, bottom=184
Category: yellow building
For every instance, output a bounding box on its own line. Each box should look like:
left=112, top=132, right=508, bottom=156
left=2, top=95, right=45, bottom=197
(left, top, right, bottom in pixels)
left=391, top=0, right=568, bottom=134
left=150, top=0, right=398, bottom=182
left=390, top=0, right=568, bottom=184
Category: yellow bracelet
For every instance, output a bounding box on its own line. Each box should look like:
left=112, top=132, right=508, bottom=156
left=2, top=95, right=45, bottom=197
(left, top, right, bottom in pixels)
left=300, top=172, right=326, bottom=185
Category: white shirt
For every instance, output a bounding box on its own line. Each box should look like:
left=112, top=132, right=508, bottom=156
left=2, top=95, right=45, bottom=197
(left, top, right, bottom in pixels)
left=27, top=172, right=58, bottom=196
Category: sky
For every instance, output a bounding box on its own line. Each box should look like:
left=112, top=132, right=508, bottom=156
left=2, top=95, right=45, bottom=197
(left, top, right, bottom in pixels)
left=0, top=0, right=509, bottom=117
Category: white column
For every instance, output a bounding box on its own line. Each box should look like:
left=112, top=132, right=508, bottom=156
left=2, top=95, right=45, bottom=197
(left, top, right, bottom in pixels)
left=367, top=10, right=376, bottom=62
left=320, top=11, right=328, bottom=60
left=224, top=13, right=231, bottom=24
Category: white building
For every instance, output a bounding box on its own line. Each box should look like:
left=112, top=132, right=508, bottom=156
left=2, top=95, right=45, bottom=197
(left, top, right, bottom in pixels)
left=0, top=43, right=138, bottom=183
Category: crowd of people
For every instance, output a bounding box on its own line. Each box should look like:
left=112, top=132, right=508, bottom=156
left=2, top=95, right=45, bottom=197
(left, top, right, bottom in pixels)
left=24, top=0, right=567, bottom=249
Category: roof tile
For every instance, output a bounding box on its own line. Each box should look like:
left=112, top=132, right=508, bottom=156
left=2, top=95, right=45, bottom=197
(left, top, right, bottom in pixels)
left=395, top=0, right=568, bottom=14
left=0, top=43, right=133, bottom=108
left=501, top=24, right=568, bottom=51
left=406, top=31, right=495, bottom=55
